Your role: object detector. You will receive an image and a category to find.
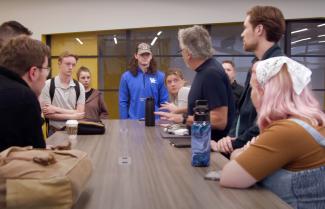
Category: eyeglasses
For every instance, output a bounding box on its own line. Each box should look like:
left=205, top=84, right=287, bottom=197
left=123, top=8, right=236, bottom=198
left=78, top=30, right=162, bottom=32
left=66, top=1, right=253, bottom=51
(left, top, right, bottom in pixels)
left=37, top=66, right=51, bottom=74
left=177, top=48, right=184, bottom=54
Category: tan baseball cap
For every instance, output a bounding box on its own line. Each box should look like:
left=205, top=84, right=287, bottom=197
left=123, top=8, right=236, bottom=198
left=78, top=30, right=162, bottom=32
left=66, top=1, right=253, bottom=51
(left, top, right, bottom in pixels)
left=137, top=43, right=152, bottom=54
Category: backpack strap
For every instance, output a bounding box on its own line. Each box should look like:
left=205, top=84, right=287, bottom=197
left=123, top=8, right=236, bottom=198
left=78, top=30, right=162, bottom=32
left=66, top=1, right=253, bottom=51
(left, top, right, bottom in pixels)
left=50, top=78, right=80, bottom=104
left=73, top=79, right=80, bottom=107
left=46, top=78, right=56, bottom=137
left=49, top=77, right=55, bottom=103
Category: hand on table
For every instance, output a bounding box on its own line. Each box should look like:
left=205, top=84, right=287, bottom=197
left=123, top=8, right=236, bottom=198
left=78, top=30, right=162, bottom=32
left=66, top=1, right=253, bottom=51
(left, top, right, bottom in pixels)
left=211, top=136, right=236, bottom=153
left=154, top=111, right=182, bottom=124
left=159, top=102, right=178, bottom=113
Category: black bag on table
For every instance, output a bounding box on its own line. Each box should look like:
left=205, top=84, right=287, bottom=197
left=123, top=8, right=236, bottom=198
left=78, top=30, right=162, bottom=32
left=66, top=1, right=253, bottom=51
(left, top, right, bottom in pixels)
left=77, top=120, right=106, bottom=135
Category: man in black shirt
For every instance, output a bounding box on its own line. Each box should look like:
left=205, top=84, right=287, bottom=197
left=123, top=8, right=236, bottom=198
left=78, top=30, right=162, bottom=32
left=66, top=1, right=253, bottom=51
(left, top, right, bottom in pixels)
left=222, top=60, right=244, bottom=113
left=0, top=36, right=50, bottom=151
left=212, top=5, right=286, bottom=153
left=156, top=25, right=235, bottom=140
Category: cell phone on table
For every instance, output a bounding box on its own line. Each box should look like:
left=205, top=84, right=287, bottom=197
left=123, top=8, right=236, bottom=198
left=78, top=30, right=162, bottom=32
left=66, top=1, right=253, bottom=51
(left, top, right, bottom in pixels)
left=204, top=171, right=221, bottom=181
left=169, top=138, right=191, bottom=148
left=171, top=142, right=190, bottom=148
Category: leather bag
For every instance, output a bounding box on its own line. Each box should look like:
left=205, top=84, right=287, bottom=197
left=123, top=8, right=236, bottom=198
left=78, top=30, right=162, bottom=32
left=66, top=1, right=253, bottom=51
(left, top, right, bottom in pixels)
left=0, top=146, right=92, bottom=209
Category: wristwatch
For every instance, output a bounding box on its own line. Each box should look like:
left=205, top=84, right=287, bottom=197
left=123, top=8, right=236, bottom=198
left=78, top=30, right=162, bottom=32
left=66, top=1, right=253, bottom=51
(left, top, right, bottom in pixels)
left=182, top=113, right=188, bottom=124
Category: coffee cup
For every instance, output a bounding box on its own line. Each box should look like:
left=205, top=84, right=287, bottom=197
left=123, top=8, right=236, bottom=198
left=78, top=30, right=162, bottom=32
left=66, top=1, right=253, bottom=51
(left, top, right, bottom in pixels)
left=66, top=120, right=78, bottom=140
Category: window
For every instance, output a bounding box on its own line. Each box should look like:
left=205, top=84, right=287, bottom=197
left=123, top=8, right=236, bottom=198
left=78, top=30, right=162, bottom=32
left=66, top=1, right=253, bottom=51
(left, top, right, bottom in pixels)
left=49, top=19, right=325, bottom=118
left=287, top=20, right=325, bottom=107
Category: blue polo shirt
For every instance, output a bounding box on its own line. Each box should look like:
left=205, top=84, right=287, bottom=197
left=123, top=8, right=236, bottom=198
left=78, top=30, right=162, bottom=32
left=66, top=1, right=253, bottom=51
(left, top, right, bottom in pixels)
left=119, top=68, right=168, bottom=119
left=188, top=58, right=236, bottom=140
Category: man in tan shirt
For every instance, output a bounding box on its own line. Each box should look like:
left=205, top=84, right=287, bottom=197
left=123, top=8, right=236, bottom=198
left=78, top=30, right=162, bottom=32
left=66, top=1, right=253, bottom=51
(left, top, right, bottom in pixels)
left=41, top=52, right=85, bottom=135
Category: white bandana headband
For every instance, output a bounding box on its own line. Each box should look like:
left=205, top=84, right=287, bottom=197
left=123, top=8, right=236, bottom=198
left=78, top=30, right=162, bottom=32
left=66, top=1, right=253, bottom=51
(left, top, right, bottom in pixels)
left=256, top=56, right=312, bottom=95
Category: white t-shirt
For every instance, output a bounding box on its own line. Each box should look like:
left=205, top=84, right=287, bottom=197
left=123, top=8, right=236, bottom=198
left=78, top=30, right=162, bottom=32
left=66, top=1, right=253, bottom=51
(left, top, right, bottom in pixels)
left=176, top=86, right=190, bottom=108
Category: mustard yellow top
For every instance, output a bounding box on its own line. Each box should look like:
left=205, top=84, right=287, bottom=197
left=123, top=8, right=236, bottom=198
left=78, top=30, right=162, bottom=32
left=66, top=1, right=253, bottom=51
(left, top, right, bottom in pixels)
left=235, top=119, right=325, bottom=181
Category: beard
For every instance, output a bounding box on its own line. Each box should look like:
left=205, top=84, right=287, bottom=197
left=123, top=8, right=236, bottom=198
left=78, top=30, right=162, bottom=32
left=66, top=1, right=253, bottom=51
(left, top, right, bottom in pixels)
left=243, top=41, right=258, bottom=52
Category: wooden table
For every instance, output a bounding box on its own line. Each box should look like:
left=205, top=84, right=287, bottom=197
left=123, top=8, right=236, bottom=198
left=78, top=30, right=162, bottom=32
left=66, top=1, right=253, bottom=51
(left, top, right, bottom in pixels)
left=47, top=120, right=292, bottom=209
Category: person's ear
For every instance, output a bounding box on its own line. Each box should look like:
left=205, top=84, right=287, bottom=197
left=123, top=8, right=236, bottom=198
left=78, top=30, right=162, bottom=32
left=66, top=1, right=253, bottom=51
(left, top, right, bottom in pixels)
left=184, top=49, right=191, bottom=60
left=259, top=87, right=264, bottom=96
left=255, top=24, right=264, bottom=36
left=182, top=80, right=187, bottom=87
left=134, top=53, right=138, bottom=60
left=28, top=66, right=39, bottom=82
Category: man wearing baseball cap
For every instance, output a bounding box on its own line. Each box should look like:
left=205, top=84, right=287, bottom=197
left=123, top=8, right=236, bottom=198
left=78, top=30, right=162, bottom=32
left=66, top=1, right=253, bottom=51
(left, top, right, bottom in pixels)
left=119, top=42, right=168, bottom=119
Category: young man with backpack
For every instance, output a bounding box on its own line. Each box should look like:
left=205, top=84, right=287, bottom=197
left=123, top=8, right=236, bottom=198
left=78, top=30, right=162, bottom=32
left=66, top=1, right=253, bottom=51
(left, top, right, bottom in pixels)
left=41, top=51, right=85, bottom=136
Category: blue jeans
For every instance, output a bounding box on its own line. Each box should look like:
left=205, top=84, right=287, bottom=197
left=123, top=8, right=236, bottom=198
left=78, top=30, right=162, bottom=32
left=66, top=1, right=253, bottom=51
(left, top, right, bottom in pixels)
left=260, top=118, right=325, bottom=209
left=261, top=167, right=325, bottom=209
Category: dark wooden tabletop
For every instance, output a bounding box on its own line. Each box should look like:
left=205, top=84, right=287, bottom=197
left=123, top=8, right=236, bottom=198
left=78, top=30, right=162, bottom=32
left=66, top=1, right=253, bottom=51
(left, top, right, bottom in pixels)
left=47, top=120, right=292, bottom=209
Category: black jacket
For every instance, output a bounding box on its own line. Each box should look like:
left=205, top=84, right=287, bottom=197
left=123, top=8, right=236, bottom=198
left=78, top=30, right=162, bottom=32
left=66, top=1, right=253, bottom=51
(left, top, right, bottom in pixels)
left=0, top=66, right=45, bottom=151
left=231, top=80, right=244, bottom=113
left=229, top=44, right=284, bottom=149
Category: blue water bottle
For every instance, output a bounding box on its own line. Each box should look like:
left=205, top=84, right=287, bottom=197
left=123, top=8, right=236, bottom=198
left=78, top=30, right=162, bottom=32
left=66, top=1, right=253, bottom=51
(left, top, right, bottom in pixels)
left=191, top=100, right=211, bottom=167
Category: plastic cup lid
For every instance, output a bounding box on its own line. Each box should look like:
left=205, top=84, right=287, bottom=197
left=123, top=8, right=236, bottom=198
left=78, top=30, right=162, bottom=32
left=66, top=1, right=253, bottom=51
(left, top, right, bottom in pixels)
left=66, top=120, right=78, bottom=126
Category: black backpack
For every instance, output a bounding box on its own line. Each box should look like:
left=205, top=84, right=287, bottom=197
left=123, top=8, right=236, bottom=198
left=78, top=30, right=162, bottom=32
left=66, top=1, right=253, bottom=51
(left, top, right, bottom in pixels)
left=49, top=78, right=80, bottom=104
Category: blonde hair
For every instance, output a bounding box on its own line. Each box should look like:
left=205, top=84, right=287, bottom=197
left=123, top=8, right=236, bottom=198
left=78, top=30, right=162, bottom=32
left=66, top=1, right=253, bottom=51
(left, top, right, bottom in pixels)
left=58, top=51, right=78, bottom=63
left=164, top=68, right=185, bottom=85
left=77, top=66, right=91, bottom=79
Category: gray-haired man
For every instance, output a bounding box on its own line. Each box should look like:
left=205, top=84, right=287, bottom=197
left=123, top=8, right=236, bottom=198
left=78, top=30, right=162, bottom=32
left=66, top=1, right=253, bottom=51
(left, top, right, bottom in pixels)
left=156, top=25, right=236, bottom=141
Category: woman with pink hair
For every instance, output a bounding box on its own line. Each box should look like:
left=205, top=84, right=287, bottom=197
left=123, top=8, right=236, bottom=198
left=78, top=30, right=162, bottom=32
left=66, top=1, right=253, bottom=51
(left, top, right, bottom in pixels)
left=220, top=56, right=325, bottom=209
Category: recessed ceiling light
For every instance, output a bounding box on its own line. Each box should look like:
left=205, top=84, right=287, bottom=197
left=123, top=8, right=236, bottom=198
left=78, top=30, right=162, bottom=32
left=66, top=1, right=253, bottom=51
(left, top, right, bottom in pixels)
left=291, top=28, right=308, bottom=34
left=75, top=38, right=83, bottom=45
left=151, top=37, right=158, bottom=46
left=291, top=37, right=311, bottom=44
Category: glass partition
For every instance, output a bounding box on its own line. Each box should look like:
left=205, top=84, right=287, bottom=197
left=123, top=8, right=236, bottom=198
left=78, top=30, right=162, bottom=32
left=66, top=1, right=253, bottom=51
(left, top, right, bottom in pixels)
left=49, top=19, right=325, bottom=118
